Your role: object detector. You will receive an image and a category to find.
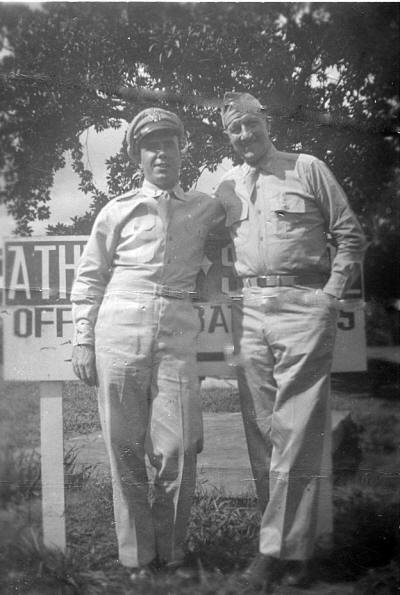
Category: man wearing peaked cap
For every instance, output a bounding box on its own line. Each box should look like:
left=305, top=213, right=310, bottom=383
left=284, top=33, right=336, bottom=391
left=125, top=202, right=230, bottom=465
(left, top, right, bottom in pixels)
left=71, top=106, right=225, bottom=579
left=126, top=107, right=186, bottom=159
left=216, top=91, right=366, bottom=590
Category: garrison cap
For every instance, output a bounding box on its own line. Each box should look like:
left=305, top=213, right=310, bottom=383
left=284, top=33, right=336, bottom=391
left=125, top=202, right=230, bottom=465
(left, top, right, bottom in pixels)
left=127, top=107, right=185, bottom=158
left=221, top=92, right=266, bottom=129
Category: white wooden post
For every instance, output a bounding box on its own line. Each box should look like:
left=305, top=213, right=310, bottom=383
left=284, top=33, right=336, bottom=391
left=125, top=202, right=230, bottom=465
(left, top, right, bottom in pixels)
left=40, top=381, right=66, bottom=552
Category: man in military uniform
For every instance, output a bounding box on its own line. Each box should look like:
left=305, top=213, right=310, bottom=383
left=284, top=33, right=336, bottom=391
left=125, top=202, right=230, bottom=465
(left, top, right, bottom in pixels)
left=216, top=92, right=366, bottom=590
left=71, top=108, right=224, bottom=579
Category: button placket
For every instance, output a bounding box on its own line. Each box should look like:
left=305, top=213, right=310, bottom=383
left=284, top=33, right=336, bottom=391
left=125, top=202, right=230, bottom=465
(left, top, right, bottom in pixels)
left=157, top=192, right=173, bottom=283
left=257, top=178, right=274, bottom=272
left=157, top=191, right=171, bottom=231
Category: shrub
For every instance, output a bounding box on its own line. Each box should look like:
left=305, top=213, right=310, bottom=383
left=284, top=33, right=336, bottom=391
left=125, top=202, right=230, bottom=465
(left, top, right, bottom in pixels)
left=64, top=447, right=96, bottom=491
left=1, top=526, right=108, bottom=595
left=359, top=413, right=399, bottom=454
left=0, top=444, right=93, bottom=507
left=354, top=562, right=400, bottom=594
left=0, top=446, right=41, bottom=506
left=331, top=487, right=399, bottom=579
left=187, top=489, right=259, bottom=571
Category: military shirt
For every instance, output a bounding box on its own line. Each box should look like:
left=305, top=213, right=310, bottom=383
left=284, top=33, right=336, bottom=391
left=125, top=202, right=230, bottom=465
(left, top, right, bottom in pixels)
left=71, top=179, right=224, bottom=345
left=216, top=148, right=367, bottom=298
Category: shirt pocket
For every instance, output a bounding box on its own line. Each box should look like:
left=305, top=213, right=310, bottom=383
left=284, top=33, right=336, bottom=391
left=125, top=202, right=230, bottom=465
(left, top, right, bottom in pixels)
left=269, top=192, right=314, bottom=239
left=119, top=213, right=161, bottom=263
left=133, top=213, right=157, bottom=232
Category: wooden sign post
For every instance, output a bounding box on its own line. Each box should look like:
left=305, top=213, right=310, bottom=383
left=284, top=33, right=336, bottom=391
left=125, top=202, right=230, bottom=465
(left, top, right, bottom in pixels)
left=39, top=382, right=66, bottom=551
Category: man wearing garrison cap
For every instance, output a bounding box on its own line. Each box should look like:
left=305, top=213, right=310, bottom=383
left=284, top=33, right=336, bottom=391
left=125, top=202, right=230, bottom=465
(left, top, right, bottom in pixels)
left=217, top=92, right=366, bottom=590
left=71, top=107, right=224, bottom=580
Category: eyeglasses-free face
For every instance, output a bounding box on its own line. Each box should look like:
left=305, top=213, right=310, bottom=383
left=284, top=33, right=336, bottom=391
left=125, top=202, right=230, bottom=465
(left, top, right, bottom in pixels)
left=139, top=129, right=181, bottom=190
left=226, top=113, right=271, bottom=166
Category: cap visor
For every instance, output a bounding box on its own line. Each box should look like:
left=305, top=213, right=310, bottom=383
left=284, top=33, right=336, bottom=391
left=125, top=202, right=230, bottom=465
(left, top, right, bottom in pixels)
left=138, top=121, right=181, bottom=140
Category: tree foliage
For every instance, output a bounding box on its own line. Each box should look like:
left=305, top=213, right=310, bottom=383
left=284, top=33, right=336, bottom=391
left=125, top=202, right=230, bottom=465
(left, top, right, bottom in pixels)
left=0, top=3, right=399, bottom=262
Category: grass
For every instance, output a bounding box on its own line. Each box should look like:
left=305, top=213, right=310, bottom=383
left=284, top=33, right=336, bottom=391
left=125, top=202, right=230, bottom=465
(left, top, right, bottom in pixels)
left=63, top=380, right=242, bottom=436
left=0, top=379, right=242, bottom=445
left=4, top=374, right=398, bottom=494
left=1, top=476, right=398, bottom=594
left=0, top=380, right=40, bottom=448
left=0, top=371, right=399, bottom=593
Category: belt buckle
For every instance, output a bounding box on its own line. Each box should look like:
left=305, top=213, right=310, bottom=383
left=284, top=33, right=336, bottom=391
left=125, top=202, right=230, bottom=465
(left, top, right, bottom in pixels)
left=156, top=286, right=174, bottom=299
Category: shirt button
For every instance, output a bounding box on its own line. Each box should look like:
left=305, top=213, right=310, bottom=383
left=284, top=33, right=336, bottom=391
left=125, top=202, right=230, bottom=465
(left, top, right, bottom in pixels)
left=257, top=209, right=262, bottom=215
left=168, top=236, right=173, bottom=241
left=259, top=236, right=264, bottom=241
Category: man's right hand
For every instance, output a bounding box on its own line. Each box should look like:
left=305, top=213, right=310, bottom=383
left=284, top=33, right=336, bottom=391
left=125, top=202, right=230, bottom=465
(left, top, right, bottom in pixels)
left=72, top=344, right=97, bottom=386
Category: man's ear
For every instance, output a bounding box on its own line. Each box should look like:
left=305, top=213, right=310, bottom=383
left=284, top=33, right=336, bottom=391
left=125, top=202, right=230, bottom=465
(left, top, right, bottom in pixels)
left=129, top=146, right=141, bottom=165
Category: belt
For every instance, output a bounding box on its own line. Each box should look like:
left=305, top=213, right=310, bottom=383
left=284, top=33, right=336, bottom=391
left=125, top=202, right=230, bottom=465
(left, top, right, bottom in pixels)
left=241, top=274, right=326, bottom=288
left=105, top=284, right=197, bottom=300
left=154, top=286, right=198, bottom=300
left=243, top=275, right=297, bottom=288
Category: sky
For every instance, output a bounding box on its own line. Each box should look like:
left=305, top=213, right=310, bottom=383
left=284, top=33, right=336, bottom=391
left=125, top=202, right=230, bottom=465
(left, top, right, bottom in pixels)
left=0, top=124, right=230, bottom=240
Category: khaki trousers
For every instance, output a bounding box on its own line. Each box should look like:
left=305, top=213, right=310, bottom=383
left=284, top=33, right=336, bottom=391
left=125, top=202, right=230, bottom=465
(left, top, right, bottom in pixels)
left=232, top=286, right=339, bottom=560
left=95, top=292, right=202, bottom=568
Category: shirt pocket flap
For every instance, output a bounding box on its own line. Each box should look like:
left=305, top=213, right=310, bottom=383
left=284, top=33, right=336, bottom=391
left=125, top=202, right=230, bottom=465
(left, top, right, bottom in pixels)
left=269, top=193, right=306, bottom=214
left=135, top=213, right=157, bottom=230
left=225, top=198, right=249, bottom=227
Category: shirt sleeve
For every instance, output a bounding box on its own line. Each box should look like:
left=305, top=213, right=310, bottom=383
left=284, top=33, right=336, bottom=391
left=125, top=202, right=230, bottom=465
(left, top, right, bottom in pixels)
left=204, top=191, right=231, bottom=248
left=70, top=207, right=117, bottom=346
left=306, top=158, right=367, bottom=298
left=214, top=171, right=248, bottom=228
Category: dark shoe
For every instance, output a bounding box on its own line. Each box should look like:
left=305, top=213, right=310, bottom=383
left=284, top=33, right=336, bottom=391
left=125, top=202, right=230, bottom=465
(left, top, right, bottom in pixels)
left=284, top=560, right=311, bottom=587
left=241, top=553, right=280, bottom=591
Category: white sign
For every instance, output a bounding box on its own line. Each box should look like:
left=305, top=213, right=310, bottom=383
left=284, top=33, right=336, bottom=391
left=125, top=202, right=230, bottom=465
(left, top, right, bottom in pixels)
left=2, top=236, right=367, bottom=381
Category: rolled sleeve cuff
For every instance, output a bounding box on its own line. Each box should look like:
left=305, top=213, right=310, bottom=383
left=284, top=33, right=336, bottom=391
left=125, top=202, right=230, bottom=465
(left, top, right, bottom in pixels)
left=323, top=275, right=347, bottom=299
left=73, top=320, right=95, bottom=346
left=324, top=261, right=363, bottom=299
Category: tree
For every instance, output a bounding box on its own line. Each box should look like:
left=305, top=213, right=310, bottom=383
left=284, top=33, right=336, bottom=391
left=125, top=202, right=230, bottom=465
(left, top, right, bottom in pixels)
left=0, top=3, right=399, bottom=274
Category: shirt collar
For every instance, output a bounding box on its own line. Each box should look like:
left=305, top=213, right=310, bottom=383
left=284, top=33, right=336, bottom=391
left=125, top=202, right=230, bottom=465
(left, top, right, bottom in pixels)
left=142, top=179, right=186, bottom=200
left=243, top=145, right=279, bottom=176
